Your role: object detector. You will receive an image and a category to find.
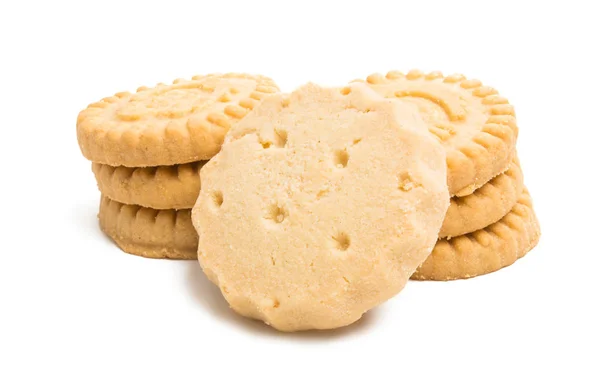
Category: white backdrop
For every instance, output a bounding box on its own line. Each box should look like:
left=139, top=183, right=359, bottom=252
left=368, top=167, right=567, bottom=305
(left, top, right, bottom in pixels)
left=1, top=1, right=598, bottom=382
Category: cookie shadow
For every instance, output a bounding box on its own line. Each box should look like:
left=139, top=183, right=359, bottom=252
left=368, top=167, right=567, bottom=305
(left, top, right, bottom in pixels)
left=184, top=261, right=380, bottom=340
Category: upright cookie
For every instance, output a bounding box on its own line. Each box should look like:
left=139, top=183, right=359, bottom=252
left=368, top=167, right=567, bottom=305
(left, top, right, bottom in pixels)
left=440, top=156, right=524, bottom=238
left=99, top=196, right=197, bottom=260
left=412, top=189, right=540, bottom=281
left=192, top=83, right=449, bottom=331
left=92, top=162, right=204, bottom=210
left=77, top=73, right=279, bottom=167
left=359, top=70, right=518, bottom=196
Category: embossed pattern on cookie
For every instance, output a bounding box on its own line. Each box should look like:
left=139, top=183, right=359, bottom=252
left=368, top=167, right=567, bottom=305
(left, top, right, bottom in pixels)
left=412, top=189, right=540, bottom=281
left=98, top=196, right=198, bottom=260
left=440, top=156, right=524, bottom=238
left=359, top=70, right=518, bottom=196
left=93, top=162, right=204, bottom=210
left=77, top=73, right=279, bottom=167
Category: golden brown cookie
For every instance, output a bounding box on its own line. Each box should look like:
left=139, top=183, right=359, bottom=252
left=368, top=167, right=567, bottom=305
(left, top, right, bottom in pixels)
left=359, top=70, right=518, bottom=196
left=98, top=196, right=197, bottom=260
left=77, top=73, right=279, bottom=167
left=92, top=162, right=204, bottom=210
left=412, top=189, right=540, bottom=281
left=193, top=83, right=449, bottom=331
left=439, top=156, right=524, bottom=238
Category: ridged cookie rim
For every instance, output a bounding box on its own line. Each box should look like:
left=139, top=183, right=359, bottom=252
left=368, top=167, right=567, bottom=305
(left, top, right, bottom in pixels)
left=92, top=162, right=204, bottom=210
left=359, top=70, right=518, bottom=196
left=98, top=195, right=197, bottom=260
left=77, top=73, right=279, bottom=167
left=439, top=155, right=524, bottom=238
left=412, top=188, right=540, bottom=281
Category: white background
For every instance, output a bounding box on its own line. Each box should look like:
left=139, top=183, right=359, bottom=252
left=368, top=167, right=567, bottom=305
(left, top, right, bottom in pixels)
left=1, top=1, right=598, bottom=382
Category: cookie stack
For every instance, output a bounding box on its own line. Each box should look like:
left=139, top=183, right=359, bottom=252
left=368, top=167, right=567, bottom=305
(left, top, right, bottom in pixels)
left=361, top=70, right=541, bottom=280
left=76, top=73, right=280, bottom=259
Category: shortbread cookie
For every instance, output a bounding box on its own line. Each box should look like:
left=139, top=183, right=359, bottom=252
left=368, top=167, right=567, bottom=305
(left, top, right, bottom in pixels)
left=192, top=83, right=449, bottom=331
left=78, top=73, right=279, bottom=167
left=359, top=70, right=518, bottom=196
left=412, top=189, right=540, bottom=281
left=439, top=156, right=524, bottom=238
left=99, top=196, right=197, bottom=260
left=92, top=162, right=204, bottom=210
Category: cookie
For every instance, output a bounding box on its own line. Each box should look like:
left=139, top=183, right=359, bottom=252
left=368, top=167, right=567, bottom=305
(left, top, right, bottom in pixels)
left=359, top=70, right=518, bottom=196
left=192, top=83, right=450, bottom=331
left=412, top=189, right=540, bottom=281
left=77, top=73, right=279, bottom=167
left=439, top=156, right=523, bottom=238
left=99, top=196, right=197, bottom=260
left=92, top=162, right=204, bottom=210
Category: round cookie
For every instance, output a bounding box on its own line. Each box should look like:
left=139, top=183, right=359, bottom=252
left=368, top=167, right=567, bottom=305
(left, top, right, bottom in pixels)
left=439, top=156, right=524, bottom=238
left=192, top=83, right=450, bottom=331
left=77, top=73, right=279, bottom=167
left=99, top=196, right=197, bottom=260
left=92, top=162, right=204, bottom=210
left=412, top=189, right=540, bottom=281
left=359, top=70, right=518, bottom=196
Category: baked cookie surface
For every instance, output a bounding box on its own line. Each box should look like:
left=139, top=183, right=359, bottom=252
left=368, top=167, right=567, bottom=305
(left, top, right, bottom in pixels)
left=412, top=189, right=540, bottom=281
left=192, top=83, right=449, bottom=331
left=360, top=70, right=518, bottom=196
left=93, top=162, right=204, bottom=210
left=99, top=196, right=197, bottom=260
left=78, top=73, right=278, bottom=167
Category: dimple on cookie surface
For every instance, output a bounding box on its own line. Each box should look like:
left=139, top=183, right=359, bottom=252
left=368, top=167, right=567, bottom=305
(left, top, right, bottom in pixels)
left=92, top=162, right=204, bottom=210
left=192, top=83, right=449, bottom=331
left=77, top=73, right=279, bottom=167
left=359, top=70, right=518, bottom=196
left=99, top=196, right=198, bottom=260
left=440, top=156, right=524, bottom=238
left=412, top=189, right=540, bottom=281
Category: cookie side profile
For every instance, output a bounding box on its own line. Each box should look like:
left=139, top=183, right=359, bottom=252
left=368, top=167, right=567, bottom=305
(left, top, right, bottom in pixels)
left=360, top=70, right=518, bottom=196
left=93, top=162, right=204, bottom=210
left=412, top=189, right=540, bottom=281
left=440, top=156, right=524, bottom=238
left=99, top=196, right=197, bottom=260
left=77, top=73, right=279, bottom=167
left=192, top=83, right=449, bottom=331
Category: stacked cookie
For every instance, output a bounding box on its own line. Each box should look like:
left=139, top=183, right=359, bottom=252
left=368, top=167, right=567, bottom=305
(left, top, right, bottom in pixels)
left=77, top=73, right=280, bottom=259
left=360, top=70, right=540, bottom=280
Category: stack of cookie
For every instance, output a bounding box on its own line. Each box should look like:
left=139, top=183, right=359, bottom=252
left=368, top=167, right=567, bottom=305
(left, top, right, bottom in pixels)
left=76, top=73, right=280, bottom=259
left=361, top=70, right=540, bottom=280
